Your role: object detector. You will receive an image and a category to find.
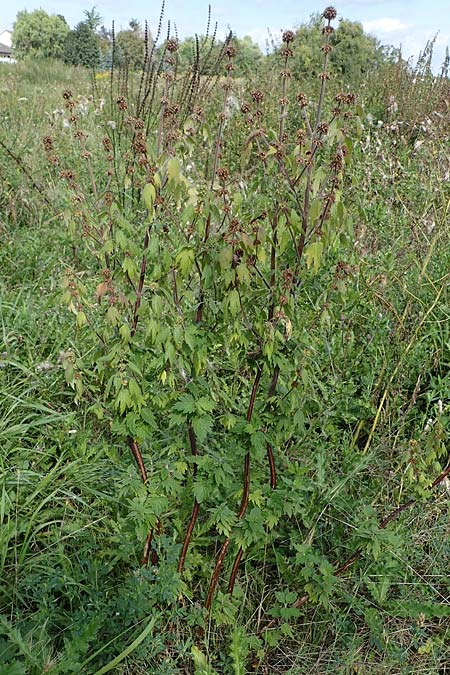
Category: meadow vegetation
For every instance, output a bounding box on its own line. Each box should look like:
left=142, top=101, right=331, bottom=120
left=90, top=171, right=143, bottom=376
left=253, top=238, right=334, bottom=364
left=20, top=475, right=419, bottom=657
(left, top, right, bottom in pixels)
left=0, top=6, right=450, bottom=673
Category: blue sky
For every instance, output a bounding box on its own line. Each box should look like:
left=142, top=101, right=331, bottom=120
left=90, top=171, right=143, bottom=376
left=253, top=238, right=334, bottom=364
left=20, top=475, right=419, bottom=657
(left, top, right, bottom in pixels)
left=2, top=0, right=449, bottom=68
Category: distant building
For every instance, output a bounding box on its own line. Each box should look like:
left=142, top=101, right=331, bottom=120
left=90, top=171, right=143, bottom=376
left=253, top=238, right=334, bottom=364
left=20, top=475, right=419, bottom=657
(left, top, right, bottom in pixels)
left=0, top=29, right=14, bottom=62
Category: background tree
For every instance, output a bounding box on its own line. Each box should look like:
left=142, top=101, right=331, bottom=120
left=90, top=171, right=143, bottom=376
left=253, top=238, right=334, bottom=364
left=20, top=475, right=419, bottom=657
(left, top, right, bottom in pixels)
left=83, top=7, right=103, bottom=32
left=271, top=13, right=384, bottom=85
left=63, top=21, right=101, bottom=68
left=116, top=20, right=146, bottom=70
left=331, top=19, right=382, bottom=80
left=12, top=10, right=69, bottom=60
left=233, top=35, right=263, bottom=77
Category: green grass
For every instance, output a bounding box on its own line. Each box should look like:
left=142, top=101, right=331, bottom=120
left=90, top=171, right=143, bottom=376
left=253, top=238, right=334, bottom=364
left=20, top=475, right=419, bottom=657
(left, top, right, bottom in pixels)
left=1, top=56, right=449, bottom=675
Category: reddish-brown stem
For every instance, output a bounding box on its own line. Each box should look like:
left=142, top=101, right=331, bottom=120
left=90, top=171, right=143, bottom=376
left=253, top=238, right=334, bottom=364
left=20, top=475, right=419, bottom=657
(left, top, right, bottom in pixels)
left=330, top=463, right=450, bottom=580
left=205, top=538, right=231, bottom=611
left=127, top=436, right=148, bottom=483
left=267, top=444, right=277, bottom=489
left=205, top=368, right=262, bottom=608
left=228, top=367, right=279, bottom=596
left=227, top=546, right=244, bottom=594
left=141, top=530, right=153, bottom=566
left=247, top=368, right=262, bottom=422
left=178, top=422, right=200, bottom=573
left=131, top=226, right=151, bottom=337
left=178, top=501, right=200, bottom=574
left=127, top=436, right=157, bottom=565
left=431, top=464, right=450, bottom=487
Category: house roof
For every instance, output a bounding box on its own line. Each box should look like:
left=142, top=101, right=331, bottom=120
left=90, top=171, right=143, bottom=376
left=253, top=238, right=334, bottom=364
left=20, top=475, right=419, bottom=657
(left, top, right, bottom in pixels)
left=0, top=43, right=12, bottom=53
left=0, top=30, right=12, bottom=48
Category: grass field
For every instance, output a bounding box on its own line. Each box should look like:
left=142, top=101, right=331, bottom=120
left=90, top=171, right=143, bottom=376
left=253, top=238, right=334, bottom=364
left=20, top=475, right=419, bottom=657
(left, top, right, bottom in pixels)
left=0, top=28, right=449, bottom=675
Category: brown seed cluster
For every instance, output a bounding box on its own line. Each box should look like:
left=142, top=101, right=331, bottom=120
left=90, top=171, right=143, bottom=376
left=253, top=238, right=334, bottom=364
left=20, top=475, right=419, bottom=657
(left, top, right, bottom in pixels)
left=282, top=30, right=295, bottom=44
left=60, top=169, right=75, bottom=181
left=251, top=90, right=264, bottom=103
left=116, top=96, right=128, bottom=111
left=166, top=38, right=179, bottom=53
left=323, top=6, right=337, bottom=20
left=216, top=167, right=230, bottom=183
left=102, top=137, right=113, bottom=152
left=335, top=92, right=356, bottom=105
left=297, top=92, right=308, bottom=107
left=43, top=136, right=54, bottom=152
left=224, top=44, right=237, bottom=58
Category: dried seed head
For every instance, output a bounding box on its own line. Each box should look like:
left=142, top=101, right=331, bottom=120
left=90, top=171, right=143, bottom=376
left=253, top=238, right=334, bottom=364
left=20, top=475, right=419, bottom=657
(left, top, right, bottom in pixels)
left=241, top=102, right=251, bottom=114
left=166, top=38, right=179, bottom=52
left=224, top=44, right=237, bottom=58
left=60, top=169, right=75, bottom=181
left=216, top=167, right=230, bottom=182
left=251, top=90, right=264, bottom=103
left=297, top=92, right=308, bottom=107
left=317, top=122, right=329, bottom=135
left=281, top=47, right=294, bottom=59
left=322, top=25, right=334, bottom=35
left=318, top=71, right=331, bottom=81
left=42, top=136, right=53, bottom=152
left=102, top=137, right=113, bottom=152
left=296, top=129, right=306, bottom=144
left=323, top=6, right=337, bottom=20
left=62, top=89, right=73, bottom=100
left=282, top=30, right=295, bottom=43
left=116, top=96, right=128, bottom=111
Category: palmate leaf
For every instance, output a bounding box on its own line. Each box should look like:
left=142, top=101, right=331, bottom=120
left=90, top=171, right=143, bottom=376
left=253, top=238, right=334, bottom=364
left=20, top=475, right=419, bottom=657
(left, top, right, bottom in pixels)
left=191, top=415, right=213, bottom=442
left=173, top=394, right=197, bottom=415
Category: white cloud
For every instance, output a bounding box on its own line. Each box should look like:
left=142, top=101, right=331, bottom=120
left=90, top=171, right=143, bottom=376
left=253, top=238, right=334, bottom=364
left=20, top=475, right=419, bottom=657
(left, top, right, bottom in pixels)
left=341, top=0, right=390, bottom=5
left=246, top=26, right=282, bottom=51
left=363, top=17, right=411, bottom=33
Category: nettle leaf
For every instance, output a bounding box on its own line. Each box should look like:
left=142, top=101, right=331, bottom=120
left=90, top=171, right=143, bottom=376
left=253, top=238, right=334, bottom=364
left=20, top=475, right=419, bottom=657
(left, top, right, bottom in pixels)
left=167, top=156, right=181, bottom=183
left=227, top=289, right=240, bottom=316
left=176, top=247, right=195, bottom=275
left=196, top=396, right=215, bottom=413
left=304, top=241, right=323, bottom=274
left=192, top=481, right=208, bottom=504
left=106, top=306, right=121, bottom=326
left=142, top=182, right=156, bottom=211
left=76, top=311, right=87, bottom=328
left=209, top=504, right=237, bottom=536
left=192, top=415, right=213, bottom=442
left=174, top=394, right=197, bottom=415
left=219, top=246, right=233, bottom=270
